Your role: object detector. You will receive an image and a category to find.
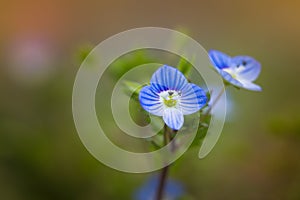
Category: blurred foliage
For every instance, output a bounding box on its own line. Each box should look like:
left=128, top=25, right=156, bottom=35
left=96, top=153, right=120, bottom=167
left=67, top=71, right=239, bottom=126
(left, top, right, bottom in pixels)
left=268, top=108, right=300, bottom=137
left=177, top=56, right=193, bottom=78
left=123, top=80, right=144, bottom=102
left=75, top=44, right=94, bottom=64
left=109, top=50, right=156, bottom=80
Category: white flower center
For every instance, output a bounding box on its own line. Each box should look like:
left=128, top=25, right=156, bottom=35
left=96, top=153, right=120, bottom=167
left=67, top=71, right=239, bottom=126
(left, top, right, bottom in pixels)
left=223, top=65, right=246, bottom=79
left=159, top=90, right=181, bottom=108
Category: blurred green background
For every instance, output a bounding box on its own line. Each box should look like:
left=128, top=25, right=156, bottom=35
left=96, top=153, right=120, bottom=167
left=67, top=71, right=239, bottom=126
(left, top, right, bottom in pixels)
left=1, top=0, right=300, bottom=199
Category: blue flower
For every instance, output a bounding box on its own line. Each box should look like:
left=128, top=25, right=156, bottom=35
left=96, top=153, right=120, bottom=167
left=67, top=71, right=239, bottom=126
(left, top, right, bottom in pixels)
left=209, top=50, right=262, bottom=91
left=139, top=65, right=207, bottom=130
left=134, top=176, right=184, bottom=200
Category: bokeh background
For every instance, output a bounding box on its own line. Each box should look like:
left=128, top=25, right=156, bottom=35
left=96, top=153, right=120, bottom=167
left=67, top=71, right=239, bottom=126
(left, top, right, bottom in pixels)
left=1, top=0, right=300, bottom=199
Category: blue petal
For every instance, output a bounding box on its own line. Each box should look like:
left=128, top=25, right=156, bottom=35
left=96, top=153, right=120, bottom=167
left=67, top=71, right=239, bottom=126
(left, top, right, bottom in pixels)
left=163, top=108, right=184, bottom=130
left=139, top=85, right=164, bottom=116
left=209, top=50, right=231, bottom=69
left=239, top=80, right=262, bottom=91
left=231, top=56, right=261, bottom=81
left=180, top=83, right=207, bottom=115
left=219, top=70, right=243, bottom=88
left=150, top=65, right=188, bottom=92
left=134, top=176, right=184, bottom=200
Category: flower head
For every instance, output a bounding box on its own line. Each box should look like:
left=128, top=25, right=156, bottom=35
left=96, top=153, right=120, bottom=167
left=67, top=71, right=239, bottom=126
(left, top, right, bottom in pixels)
left=139, top=65, right=207, bottom=130
left=209, top=50, right=262, bottom=91
left=134, top=176, right=184, bottom=200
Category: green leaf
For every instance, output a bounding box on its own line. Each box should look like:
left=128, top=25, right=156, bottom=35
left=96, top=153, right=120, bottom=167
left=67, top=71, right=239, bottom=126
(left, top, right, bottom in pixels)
left=190, top=113, right=211, bottom=148
left=108, top=50, right=155, bottom=80
left=205, top=90, right=211, bottom=105
left=122, top=80, right=145, bottom=101
left=177, top=57, right=193, bottom=78
left=75, top=44, right=94, bottom=64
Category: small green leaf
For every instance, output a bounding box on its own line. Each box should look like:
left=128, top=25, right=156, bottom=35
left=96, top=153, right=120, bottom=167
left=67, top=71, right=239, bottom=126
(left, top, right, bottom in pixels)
left=122, top=80, right=145, bottom=100
left=177, top=57, right=193, bottom=77
left=189, top=114, right=211, bottom=148
left=75, top=44, right=94, bottom=64
left=205, top=90, right=211, bottom=105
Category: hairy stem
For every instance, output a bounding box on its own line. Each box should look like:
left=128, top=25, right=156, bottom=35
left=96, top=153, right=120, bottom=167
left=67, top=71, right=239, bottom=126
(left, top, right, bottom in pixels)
left=156, top=165, right=169, bottom=200
left=155, top=124, right=172, bottom=200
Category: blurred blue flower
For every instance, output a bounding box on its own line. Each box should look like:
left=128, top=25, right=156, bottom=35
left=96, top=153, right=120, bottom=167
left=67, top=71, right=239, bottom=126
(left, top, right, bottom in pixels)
left=209, top=50, right=262, bottom=91
left=134, top=176, right=184, bottom=200
left=139, top=65, right=207, bottom=130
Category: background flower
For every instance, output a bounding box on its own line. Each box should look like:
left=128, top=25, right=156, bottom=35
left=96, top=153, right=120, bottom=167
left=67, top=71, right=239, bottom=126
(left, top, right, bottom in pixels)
left=134, top=176, right=184, bottom=200
left=209, top=50, right=262, bottom=91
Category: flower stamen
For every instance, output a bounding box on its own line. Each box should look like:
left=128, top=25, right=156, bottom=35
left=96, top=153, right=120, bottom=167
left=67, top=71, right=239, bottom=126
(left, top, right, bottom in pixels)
left=159, top=90, right=179, bottom=108
left=164, top=98, right=177, bottom=107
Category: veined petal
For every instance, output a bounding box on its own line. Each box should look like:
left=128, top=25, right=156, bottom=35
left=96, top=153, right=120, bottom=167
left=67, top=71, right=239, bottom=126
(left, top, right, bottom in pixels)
left=231, top=56, right=261, bottom=81
left=139, top=85, right=164, bottom=116
left=239, top=79, right=262, bottom=91
left=163, top=108, right=184, bottom=130
left=150, top=65, right=188, bottom=92
left=180, top=83, right=207, bottom=115
left=209, top=50, right=231, bottom=70
left=219, top=70, right=243, bottom=88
